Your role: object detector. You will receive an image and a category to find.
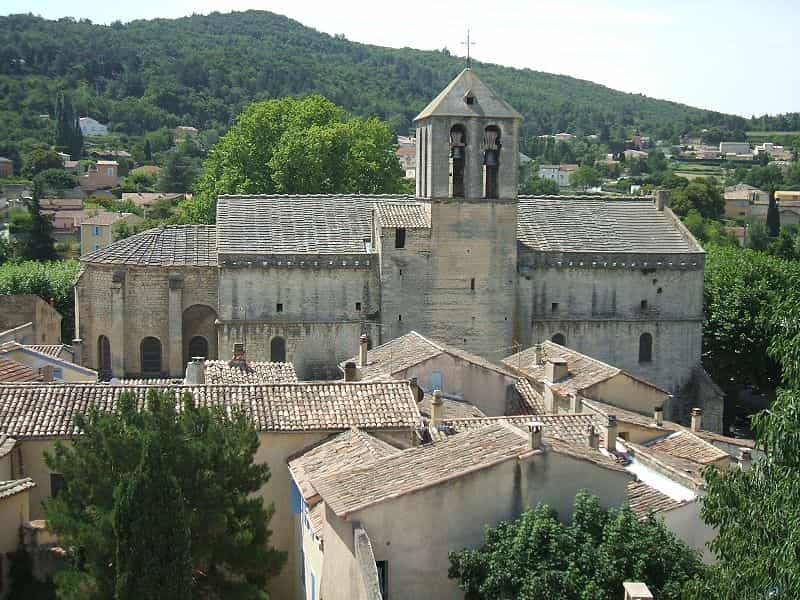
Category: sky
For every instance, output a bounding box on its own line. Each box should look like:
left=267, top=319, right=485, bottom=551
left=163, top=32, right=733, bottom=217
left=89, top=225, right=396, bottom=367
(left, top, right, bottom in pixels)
left=6, top=0, right=800, bottom=117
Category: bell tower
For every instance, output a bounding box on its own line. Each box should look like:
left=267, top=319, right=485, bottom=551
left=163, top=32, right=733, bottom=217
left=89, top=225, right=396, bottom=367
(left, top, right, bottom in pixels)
left=410, top=68, right=522, bottom=360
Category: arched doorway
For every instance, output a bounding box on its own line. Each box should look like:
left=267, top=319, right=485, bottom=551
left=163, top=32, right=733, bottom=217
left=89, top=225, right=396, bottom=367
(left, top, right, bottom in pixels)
left=182, top=304, right=218, bottom=365
left=97, top=335, right=111, bottom=380
left=140, top=337, right=162, bottom=376
left=270, top=336, right=286, bottom=363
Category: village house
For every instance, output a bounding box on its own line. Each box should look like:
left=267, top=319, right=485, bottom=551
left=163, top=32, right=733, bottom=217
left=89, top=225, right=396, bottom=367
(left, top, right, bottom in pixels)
left=79, top=160, right=119, bottom=192
left=0, top=295, right=62, bottom=346
left=719, top=141, right=751, bottom=156
left=0, top=342, right=96, bottom=383
left=79, top=211, right=142, bottom=255
left=538, top=163, right=578, bottom=188
left=723, top=183, right=768, bottom=219
left=120, top=191, right=184, bottom=213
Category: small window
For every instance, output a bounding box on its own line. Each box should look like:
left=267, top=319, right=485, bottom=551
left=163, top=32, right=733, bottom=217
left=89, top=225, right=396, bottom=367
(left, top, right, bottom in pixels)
left=52, top=367, right=63, bottom=380
left=551, top=302, right=559, bottom=313
left=552, top=333, right=566, bottom=346
left=395, top=228, right=406, bottom=249
left=470, top=278, right=475, bottom=291
left=465, top=95, right=475, bottom=105
left=430, top=371, right=443, bottom=392
left=93, top=226, right=101, bottom=236
left=276, top=303, right=283, bottom=313
left=355, top=302, right=362, bottom=311
left=271, top=337, right=286, bottom=363
left=398, top=314, right=402, bottom=322
left=51, top=473, right=66, bottom=498
left=639, top=333, right=653, bottom=363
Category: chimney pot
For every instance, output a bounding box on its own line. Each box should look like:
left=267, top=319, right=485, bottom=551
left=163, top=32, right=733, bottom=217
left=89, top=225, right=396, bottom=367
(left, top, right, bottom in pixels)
left=40, top=364, right=55, bottom=382
left=431, top=389, right=444, bottom=426
left=344, top=361, right=357, bottom=382
left=533, top=344, right=544, bottom=366
left=654, top=405, right=664, bottom=427
left=691, top=407, right=702, bottom=432
left=738, top=447, right=752, bottom=471
left=527, top=421, right=544, bottom=450
left=604, top=414, right=618, bottom=451
left=185, top=357, right=205, bottom=385
left=545, top=358, right=568, bottom=383
left=655, top=190, right=671, bottom=211
left=585, top=423, right=598, bottom=449
left=359, top=334, right=369, bottom=367
left=409, top=377, right=422, bottom=402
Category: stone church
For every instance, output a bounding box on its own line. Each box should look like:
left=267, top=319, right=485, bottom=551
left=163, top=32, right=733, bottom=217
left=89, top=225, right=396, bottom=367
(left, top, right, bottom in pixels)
left=74, top=68, right=707, bottom=409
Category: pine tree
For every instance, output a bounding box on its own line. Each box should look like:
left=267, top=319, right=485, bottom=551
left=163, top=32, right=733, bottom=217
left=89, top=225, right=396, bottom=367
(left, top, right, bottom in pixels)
left=11, top=182, right=57, bottom=261
left=143, top=139, right=152, bottom=161
left=767, top=191, right=780, bottom=237
left=115, top=439, right=191, bottom=600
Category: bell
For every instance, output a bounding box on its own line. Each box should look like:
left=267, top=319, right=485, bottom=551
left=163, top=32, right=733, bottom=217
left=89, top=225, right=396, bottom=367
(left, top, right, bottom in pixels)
left=484, top=150, right=498, bottom=167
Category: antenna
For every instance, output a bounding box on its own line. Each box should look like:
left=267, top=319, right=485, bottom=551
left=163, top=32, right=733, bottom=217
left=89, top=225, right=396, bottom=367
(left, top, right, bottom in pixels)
left=461, top=30, right=476, bottom=68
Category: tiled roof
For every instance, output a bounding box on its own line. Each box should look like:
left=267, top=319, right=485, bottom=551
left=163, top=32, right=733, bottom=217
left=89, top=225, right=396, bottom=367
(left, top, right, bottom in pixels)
left=312, top=422, right=530, bottom=517
left=418, top=393, right=486, bottom=420
left=580, top=398, right=672, bottom=431
left=81, top=225, right=217, bottom=266
left=216, top=195, right=411, bottom=256
left=627, top=441, right=707, bottom=488
left=627, top=480, right=683, bottom=518
left=24, top=345, right=73, bottom=360
left=503, top=341, right=620, bottom=395
left=514, top=378, right=545, bottom=414
left=0, top=434, right=16, bottom=459
left=202, top=360, right=298, bottom=384
left=288, top=428, right=400, bottom=502
left=644, top=431, right=730, bottom=465
left=375, top=202, right=431, bottom=228
left=415, top=69, right=523, bottom=121
left=80, top=211, right=138, bottom=226
left=121, top=192, right=182, bottom=207
left=441, top=413, right=601, bottom=447
left=351, top=331, right=514, bottom=381
left=0, top=357, right=40, bottom=382
left=0, top=478, right=35, bottom=500
left=0, top=381, right=420, bottom=439
left=517, top=196, right=702, bottom=253
left=0, top=342, right=97, bottom=377
left=694, top=429, right=755, bottom=449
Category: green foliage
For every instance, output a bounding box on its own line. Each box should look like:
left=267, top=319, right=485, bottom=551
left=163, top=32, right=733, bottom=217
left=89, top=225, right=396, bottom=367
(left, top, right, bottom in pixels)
left=0, top=259, right=81, bottom=340
left=448, top=491, right=703, bottom=600
left=22, top=148, right=62, bottom=177
left=569, top=165, right=601, bottom=189
left=34, top=168, right=77, bottom=194
left=187, top=95, right=403, bottom=223
left=9, top=198, right=57, bottom=261
left=157, top=146, right=199, bottom=193
left=766, top=192, right=780, bottom=237
left=683, top=210, right=739, bottom=247
left=522, top=174, right=559, bottom=195
left=53, top=92, right=82, bottom=159
left=685, top=389, right=800, bottom=599
left=671, top=178, right=723, bottom=219
left=45, top=390, right=286, bottom=600
left=114, top=439, right=192, bottom=600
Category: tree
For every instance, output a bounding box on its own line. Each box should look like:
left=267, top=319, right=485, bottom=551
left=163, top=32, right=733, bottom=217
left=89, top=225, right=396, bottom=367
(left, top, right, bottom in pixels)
left=45, top=390, right=286, bottom=600
left=22, top=148, right=62, bottom=178
left=569, top=165, right=601, bottom=189
left=143, top=138, right=152, bottom=161
left=53, top=92, right=82, bottom=159
left=158, top=147, right=198, bottom=193
left=114, top=439, right=192, bottom=600
left=187, top=95, right=403, bottom=223
left=686, top=388, right=800, bottom=599
left=449, top=491, right=704, bottom=600
left=10, top=197, right=57, bottom=261
left=522, top=175, right=559, bottom=195
left=34, top=168, right=77, bottom=194
left=671, top=178, right=724, bottom=219
left=766, top=191, right=780, bottom=237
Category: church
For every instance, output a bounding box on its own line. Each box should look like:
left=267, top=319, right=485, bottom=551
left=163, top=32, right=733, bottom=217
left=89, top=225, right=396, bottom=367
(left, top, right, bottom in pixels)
left=74, top=68, right=709, bottom=418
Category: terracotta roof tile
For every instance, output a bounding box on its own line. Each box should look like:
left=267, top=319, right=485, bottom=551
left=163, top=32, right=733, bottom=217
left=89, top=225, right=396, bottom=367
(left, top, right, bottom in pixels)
left=0, top=357, right=40, bottom=382
left=514, top=378, right=545, bottom=413
left=418, top=393, right=486, bottom=420
left=0, top=478, right=35, bottom=500
left=0, top=434, right=16, bottom=459
left=375, top=202, right=431, bottom=228
left=644, top=431, right=730, bottom=465
left=202, top=360, right=298, bottom=384
left=627, top=480, right=683, bottom=518
left=0, top=381, right=420, bottom=439
left=24, top=345, right=73, bottom=360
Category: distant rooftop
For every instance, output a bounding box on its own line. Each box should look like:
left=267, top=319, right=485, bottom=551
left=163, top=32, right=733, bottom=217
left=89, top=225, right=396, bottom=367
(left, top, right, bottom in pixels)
left=81, top=225, right=217, bottom=266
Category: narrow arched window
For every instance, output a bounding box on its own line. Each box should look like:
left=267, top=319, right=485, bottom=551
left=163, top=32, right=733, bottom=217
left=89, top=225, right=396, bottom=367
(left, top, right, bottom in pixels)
left=188, top=336, right=209, bottom=360
left=483, top=126, right=501, bottom=199
left=140, top=337, right=162, bottom=375
left=639, top=333, right=653, bottom=363
left=98, top=335, right=111, bottom=381
left=270, top=336, right=286, bottom=363
left=449, top=125, right=467, bottom=198
left=552, top=333, right=566, bottom=346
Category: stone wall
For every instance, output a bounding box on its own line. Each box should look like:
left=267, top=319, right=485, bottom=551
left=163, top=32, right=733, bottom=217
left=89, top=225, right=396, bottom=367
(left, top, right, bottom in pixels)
left=0, top=294, right=62, bottom=344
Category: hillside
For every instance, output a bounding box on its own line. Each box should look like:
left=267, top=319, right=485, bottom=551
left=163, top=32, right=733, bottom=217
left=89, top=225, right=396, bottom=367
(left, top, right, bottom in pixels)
left=0, top=10, right=748, bottom=148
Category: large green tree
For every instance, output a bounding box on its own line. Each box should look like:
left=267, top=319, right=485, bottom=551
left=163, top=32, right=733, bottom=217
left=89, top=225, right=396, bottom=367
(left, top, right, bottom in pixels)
left=671, top=178, right=724, bottom=219
left=9, top=197, right=57, bottom=261
left=22, top=148, right=63, bottom=178
left=184, top=95, right=403, bottom=223
left=448, top=491, right=704, bottom=600
left=45, top=390, right=286, bottom=600
left=569, top=165, right=601, bottom=189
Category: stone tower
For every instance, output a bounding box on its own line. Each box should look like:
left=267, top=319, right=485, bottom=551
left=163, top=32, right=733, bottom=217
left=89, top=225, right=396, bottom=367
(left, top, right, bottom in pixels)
left=412, top=68, right=522, bottom=360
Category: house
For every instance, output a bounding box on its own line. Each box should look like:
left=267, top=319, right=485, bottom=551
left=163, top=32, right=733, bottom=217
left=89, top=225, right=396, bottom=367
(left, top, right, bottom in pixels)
left=396, top=145, right=416, bottom=179
left=0, top=157, right=14, bottom=178
left=89, top=149, right=131, bottom=160
left=0, top=342, right=96, bottom=382
left=623, top=149, right=648, bottom=160
left=80, top=211, right=142, bottom=255
left=775, top=191, right=800, bottom=226
left=120, top=192, right=184, bottom=212
left=42, top=208, right=98, bottom=243
left=538, top=163, right=578, bottom=188
left=553, top=132, right=574, bottom=141
left=175, top=125, right=199, bottom=141
left=719, top=141, right=751, bottom=156
left=80, top=160, right=119, bottom=192
left=340, top=331, right=520, bottom=416
left=0, top=295, right=62, bottom=346
left=723, top=183, right=768, bottom=219
left=78, top=117, right=109, bottom=137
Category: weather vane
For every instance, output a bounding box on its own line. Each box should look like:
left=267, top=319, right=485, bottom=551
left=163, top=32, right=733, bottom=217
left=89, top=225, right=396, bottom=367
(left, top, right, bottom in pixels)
left=461, top=30, right=476, bottom=68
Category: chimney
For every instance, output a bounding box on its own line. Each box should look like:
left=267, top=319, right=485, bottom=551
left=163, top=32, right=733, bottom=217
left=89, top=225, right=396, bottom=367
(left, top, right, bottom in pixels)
left=604, top=414, right=618, bottom=452
left=343, top=361, right=357, bottom=382
left=738, top=447, right=752, bottom=471
left=533, top=343, right=544, bottom=366
left=40, top=365, right=55, bottom=382
left=544, top=358, right=568, bottom=382
left=527, top=421, right=544, bottom=450
left=431, top=389, right=444, bottom=426
left=655, top=190, right=671, bottom=211
left=185, top=357, right=206, bottom=385
left=359, top=334, right=369, bottom=367
left=409, top=377, right=422, bottom=402
left=585, top=423, right=598, bottom=449
left=690, top=407, right=703, bottom=432
left=653, top=405, right=664, bottom=427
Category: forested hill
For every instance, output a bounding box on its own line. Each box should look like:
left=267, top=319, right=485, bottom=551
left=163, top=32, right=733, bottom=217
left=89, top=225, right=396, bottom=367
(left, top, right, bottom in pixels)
left=1, top=10, right=747, bottom=144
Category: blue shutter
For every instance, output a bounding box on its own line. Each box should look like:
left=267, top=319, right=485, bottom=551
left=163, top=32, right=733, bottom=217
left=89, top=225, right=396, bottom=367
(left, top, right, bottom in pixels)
left=290, top=479, right=302, bottom=514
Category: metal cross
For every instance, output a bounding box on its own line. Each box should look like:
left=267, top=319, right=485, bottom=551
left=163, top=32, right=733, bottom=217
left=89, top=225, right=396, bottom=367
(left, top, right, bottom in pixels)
left=461, top=30, right=476, bottom=68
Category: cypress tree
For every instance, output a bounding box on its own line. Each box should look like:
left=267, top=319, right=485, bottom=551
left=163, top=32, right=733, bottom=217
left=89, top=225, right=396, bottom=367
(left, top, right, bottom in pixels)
left=767, top=190, right=780, bottom=237
left=143, top=138, right=152, bottom=161
left=115, top=439, right=192, bottom=600
left=53, top=92, right=69, bottom=153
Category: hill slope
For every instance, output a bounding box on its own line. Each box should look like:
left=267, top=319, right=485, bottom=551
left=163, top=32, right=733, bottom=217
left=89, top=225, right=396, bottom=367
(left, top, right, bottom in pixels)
left=0, top=10, right=747, bottom=145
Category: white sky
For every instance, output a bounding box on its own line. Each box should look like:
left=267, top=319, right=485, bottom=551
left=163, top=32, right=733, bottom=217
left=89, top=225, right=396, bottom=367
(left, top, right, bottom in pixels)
left=8, top=0, right=800, bottom=117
